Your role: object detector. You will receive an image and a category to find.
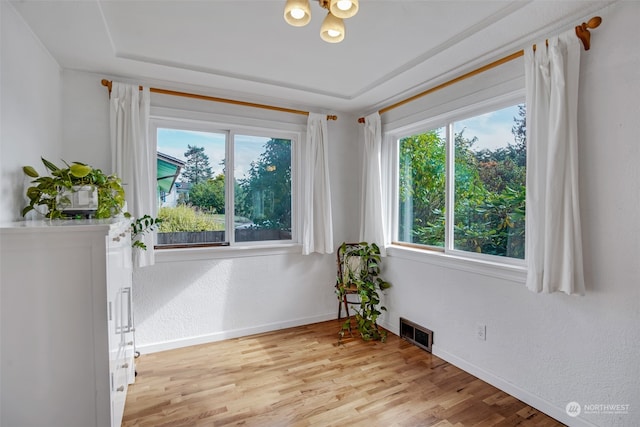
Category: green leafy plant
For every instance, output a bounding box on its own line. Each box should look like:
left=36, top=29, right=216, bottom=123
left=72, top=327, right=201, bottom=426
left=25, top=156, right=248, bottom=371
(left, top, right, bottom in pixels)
left=337, top=242, right=391, bottom=342
left=131, top=215, right=163, bottom=250
left=22, top=157, right=126, bottom=219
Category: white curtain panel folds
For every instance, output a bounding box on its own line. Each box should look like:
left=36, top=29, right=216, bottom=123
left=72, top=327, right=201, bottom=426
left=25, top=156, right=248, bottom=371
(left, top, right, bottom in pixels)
left=302, top=113, right=334, bottom=255
left=524, top=30, right=585, bottom=295
left=109, top=82, right=155, bottom=267
left=360, top=112, right=387, bottom=255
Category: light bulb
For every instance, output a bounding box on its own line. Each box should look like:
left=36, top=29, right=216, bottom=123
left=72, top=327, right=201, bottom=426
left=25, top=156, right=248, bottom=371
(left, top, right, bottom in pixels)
left=284, top=0, right=311, bottom=27
left=320, top=12, right=345, bottom=43
left=329, top=0, right=358, bottom=19
left=337, top=0, right=351, bottom=11
left=290, top=8, right=305, bottom=20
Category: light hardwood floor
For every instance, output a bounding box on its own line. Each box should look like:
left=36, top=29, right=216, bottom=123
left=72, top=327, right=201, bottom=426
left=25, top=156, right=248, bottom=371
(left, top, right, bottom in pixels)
left=122, top=320, right=564, bottom=427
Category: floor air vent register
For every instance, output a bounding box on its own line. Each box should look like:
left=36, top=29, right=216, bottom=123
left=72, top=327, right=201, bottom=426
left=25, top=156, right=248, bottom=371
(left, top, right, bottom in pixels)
left=400, top=317, right=433, bottom=353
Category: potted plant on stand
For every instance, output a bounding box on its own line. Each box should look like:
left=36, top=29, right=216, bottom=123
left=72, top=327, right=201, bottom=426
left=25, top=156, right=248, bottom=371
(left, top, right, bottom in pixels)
left=336, top=242, right=392, bottom=342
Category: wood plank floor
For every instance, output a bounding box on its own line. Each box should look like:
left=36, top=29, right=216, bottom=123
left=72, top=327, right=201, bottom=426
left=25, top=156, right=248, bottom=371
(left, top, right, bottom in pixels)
left=122, top=320, right=564, bottom=427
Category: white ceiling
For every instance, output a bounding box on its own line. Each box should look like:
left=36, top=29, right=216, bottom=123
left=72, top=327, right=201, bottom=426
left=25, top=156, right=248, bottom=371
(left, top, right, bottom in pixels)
left=10, top=0, right=612, bottom=114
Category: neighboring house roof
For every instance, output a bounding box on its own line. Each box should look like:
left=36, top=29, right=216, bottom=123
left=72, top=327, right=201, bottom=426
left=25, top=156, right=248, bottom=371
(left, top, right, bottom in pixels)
left=157, top=152, right=186, bottom=193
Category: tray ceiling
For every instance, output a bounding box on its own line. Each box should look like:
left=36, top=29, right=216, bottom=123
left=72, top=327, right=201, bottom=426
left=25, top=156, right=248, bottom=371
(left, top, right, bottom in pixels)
left=10, top=0, right=613, bottom=113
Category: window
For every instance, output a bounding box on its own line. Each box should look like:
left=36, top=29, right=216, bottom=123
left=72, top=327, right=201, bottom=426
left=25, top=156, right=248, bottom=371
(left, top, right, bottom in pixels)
left=396, top=103, right=526, bottom=261
left=153, top=120, right=295, bottom=248
left=233, top=135, right=292, bottom=243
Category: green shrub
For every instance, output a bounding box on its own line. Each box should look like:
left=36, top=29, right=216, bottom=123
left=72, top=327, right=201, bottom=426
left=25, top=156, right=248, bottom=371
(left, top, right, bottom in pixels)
left=158, top=206, right=223, bottom=232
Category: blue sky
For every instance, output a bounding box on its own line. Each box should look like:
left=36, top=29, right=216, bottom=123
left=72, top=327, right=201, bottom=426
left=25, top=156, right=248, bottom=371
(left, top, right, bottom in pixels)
left=454, top=104, right=523, bottom=151
left=157, top=129, right=271, bottom=179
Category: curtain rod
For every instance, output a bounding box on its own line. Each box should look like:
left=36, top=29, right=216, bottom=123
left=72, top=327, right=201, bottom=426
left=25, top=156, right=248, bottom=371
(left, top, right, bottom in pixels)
left=357, top=16, right=602, bottom=124
left=100, top=79, right=338, bottom=121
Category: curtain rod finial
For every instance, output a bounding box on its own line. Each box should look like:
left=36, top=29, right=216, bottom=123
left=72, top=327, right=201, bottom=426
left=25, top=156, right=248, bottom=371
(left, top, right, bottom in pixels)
left=586, top=16, right=603, bottom=29
left=576, top=16, right=602, bottom=51
left=101, top=79, right=112, bottom=93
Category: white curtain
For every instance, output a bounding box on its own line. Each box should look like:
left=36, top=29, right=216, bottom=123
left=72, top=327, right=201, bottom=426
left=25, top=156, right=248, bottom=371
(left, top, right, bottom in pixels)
left=360, top=112, right=387, bottom=255
left=109, top=82, right=155, bottom=267
left=524, top=30, right=585, bottom=295
left=302, top=113, right=334, bottom=255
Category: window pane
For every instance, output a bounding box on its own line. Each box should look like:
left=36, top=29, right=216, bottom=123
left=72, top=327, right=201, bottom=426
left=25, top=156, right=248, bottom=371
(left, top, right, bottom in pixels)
left=156, top=128, right=227, bottom=246
left=453, top=104, right=526, bottom=259
left=398, top=127, right=446, bottom=247
left=234, top=136, right=292, bottom=242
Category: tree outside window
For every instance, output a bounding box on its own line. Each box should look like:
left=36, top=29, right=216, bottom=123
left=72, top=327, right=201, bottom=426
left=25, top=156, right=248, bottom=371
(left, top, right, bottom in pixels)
left=398, top=103, right=526, bottom=259
left=155, top=126, right=293, bottom=247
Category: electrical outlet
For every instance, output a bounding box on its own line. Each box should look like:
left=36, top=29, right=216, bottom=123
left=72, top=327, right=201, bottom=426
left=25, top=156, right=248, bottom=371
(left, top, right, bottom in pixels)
left=476, top=323, right=486, bottom=341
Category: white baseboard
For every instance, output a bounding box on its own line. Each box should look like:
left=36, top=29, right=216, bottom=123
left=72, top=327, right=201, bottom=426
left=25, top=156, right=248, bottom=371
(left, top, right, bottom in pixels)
left=136, top=313, right=337, bottom=354
left=379, top=319, right=597, bottom=427
left=432, top=347, right=598, bottom=427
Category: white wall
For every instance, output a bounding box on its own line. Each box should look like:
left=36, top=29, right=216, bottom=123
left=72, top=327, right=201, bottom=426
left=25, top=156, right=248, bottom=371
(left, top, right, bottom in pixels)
left=61, top=69, right=362, bottom=352
left=61, top=70, right=111, bottom=172
left=379, top=3, right=639, bottom=427
left=0, top=2, right=62, bottom=222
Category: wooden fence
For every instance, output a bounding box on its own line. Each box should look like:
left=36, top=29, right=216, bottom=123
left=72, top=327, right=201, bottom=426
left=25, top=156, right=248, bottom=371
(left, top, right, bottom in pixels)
left=157, top=229, right=291, bottom=245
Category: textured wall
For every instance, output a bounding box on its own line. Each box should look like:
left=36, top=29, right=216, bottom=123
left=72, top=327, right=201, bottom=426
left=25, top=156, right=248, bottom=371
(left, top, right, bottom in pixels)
left=133, top=251, right=337, bottom=350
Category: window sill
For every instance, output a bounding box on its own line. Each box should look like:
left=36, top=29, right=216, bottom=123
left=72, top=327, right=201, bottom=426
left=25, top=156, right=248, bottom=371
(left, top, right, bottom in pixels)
left=154, top=242, right=302, bottom=263
left=386, top=244, right=527, bottom=283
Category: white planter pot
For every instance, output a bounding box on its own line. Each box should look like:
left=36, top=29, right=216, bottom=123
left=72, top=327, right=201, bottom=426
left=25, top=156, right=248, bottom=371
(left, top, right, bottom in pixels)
left=57, top=185, right=98, bottom=212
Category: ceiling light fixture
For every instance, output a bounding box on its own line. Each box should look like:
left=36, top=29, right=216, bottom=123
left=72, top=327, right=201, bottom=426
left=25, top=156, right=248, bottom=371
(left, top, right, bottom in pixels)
left=284, top=0, right=358, bottom=43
